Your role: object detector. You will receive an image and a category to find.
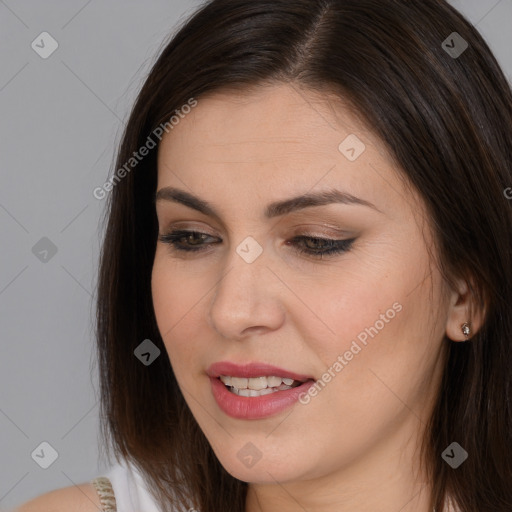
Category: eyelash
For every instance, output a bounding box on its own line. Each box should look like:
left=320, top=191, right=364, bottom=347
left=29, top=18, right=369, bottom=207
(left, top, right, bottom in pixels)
left=158, top=230, right=356, bottom=259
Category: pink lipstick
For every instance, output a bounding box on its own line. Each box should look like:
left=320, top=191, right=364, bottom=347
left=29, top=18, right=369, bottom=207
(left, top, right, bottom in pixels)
left=207, top=361, right=316, bottom=420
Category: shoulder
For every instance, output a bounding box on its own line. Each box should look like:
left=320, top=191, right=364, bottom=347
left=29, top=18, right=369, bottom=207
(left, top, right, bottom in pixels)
left=14, top=482, right=103, bottom=512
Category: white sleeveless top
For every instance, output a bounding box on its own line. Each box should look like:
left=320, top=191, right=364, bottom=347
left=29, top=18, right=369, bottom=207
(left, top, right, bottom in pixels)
left=91, top=459, right=163, bottom=512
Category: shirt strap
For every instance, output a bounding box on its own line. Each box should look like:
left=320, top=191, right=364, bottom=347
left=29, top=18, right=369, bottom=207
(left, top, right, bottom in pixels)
left=91, top=476, right=117, bottom=512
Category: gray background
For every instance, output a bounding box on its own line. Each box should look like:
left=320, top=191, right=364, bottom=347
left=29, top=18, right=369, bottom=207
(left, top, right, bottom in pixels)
left=0, top=0, right=510, bottom=510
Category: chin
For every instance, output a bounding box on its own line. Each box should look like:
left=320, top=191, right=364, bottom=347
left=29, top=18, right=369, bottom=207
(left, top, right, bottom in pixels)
left=209, top=441, right=312, bottom=484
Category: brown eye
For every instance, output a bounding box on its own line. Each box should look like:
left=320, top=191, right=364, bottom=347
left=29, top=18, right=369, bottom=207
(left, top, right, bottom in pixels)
left=158, top=230, right=356, bottom=259
left=286, top=236, right=356, bottom=259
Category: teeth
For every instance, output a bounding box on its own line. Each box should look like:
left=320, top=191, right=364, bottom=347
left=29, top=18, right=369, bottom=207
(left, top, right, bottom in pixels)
left=237, top=385, right=292, bottom=397
left=231, top=377, right=248, bottom=388
left=221, top=375, right=233, bottom=386
left=247, top=376, right=268, bottom=390
left=267, top=376, right=283, bottom=387
left=219, top=374, right=305, bottom=395
left=238, top=388, right=275, bottom=397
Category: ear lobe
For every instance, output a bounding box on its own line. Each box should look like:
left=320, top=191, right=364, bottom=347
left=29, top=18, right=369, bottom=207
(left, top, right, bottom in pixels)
left=445, top=276, right=486, bottom=342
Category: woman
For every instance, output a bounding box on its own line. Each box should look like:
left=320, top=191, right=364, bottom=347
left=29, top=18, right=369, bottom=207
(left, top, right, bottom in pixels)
left=16, top=0, right=512, bottom=511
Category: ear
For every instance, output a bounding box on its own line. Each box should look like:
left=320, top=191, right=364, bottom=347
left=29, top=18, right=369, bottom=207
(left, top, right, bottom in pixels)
left=445, top=276, right=486, bottom=342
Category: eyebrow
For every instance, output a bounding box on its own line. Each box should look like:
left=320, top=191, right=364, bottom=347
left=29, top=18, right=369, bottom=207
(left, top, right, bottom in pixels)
left=154, top=186, right=382, bottom=219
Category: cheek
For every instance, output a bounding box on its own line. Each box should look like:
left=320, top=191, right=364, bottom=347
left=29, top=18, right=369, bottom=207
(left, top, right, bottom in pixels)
left=292, top=287, right=435, bottom=458
left=151, top=253, right=206, bottom=370
left=300, top=245, right=436, bottom=388
left=296, top=264, right=402, bottom=364
left=151, top=248, right=209, bottom=330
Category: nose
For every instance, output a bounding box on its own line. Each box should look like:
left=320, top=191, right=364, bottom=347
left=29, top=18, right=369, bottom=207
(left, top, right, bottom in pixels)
left=207, top=241, right=285, bottom=340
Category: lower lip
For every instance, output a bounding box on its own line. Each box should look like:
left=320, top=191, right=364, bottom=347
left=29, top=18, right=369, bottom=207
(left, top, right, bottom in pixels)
left=209, top=376, right=315, bottom=420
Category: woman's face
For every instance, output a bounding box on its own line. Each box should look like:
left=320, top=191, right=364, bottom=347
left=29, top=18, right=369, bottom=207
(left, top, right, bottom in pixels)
left=152, top=84, right=451, bottom=489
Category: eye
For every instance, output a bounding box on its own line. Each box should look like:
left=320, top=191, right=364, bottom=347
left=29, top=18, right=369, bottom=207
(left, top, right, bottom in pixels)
left=158, top=230, right=216, bottom=252
left=286, top=234, right=355, bottom=258
left=158, top=229, right=356, bottom=260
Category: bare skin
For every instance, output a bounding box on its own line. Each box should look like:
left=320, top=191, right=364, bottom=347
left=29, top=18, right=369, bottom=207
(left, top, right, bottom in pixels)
left=151, top=83, right=481, bottom=512
left=14, top=483, right=101, bottom=512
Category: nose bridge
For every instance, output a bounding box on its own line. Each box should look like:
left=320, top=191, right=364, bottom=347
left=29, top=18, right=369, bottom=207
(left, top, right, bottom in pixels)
left=212, top=234, right=267, bottom=311
left=208, top=235, right=284, bottom=337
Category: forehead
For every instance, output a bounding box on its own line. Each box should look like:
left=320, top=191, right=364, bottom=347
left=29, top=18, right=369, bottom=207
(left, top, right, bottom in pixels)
left=156, top=83, right=418, bottom=222
left=158, top=83, right=384, bottom=160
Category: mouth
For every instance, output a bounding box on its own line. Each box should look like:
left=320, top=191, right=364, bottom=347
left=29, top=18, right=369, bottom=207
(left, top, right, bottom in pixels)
left=206, top=361, right=316, bottom=419
left=206, top=360, right=315, bottom=382
left=209, top=375, right=316, bottom=419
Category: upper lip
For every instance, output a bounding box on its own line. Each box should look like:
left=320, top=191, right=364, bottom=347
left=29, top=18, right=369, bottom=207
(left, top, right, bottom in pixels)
left=207, top=361, right=314, bottom=382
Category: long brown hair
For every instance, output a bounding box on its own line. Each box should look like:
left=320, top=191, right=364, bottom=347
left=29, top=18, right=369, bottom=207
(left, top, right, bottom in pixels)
left=95, top=1, right=512, bottom=510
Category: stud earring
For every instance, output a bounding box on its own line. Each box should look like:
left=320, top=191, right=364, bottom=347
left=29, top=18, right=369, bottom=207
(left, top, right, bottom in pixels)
left=461, top=322, right=471, bottom=340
